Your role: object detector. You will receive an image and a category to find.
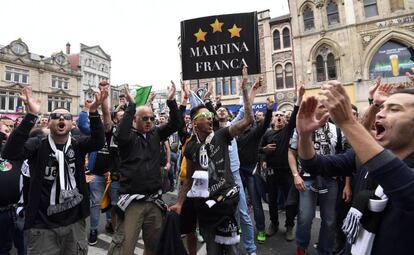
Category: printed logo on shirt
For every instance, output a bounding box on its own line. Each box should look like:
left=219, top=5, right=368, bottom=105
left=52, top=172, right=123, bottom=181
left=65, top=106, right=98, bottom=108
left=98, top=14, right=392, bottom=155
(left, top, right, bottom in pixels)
left=199, top=145, right=209, bottom=169
left=67, top=148, right=75, bottom=159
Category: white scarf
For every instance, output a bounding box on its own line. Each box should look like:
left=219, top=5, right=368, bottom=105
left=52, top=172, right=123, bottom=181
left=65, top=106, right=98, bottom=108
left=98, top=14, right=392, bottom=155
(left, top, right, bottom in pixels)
left=47, top=135, right=83, bottom=215
left=350, top=186, right=388, bottom=255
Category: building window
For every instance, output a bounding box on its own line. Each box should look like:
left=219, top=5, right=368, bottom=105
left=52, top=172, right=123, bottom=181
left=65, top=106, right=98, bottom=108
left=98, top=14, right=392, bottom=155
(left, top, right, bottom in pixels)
left=99, top=64, right=108, bottom=72
left=282, top=28, right=291, bottom=48
left=390, top=0, right=404, bottom=12
left=216, top=77, right=237, bottom=95
left=315, top=46, right=338, bottom=82
left=316, top=55, right=326, bottom=82
left=215, top=78, right=222, bottom=96
left=303, top=6, right=315, bottom=30
left=47, top=96, right=71, bottom=112
left=273, top=30, right=281, bottom=50
left=5, top=67, right=29, bottom=84
left=364, top=0, right=378, bottom=17
left=327, top=53, right=337, bottom=80
left=285, top=63, right=294, bottom=88
left=275, top=65, right=284, bottom=90
left=230, top=77, right=237, bottom=95
left=52, top=76, right=69, bottom=90
left=223, top=77, right=230, bottom=95
left=0, top=91, right=23, bottom=112
left=327, top=1, right=340, bottom=25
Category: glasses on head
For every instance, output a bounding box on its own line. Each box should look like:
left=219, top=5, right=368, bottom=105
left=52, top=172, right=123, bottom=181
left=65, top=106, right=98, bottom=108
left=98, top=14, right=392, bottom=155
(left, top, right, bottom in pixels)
left=50, top=113, right=73, bottom=120
left=193, top=111, right=214, bottom=120
left=141, top=116, right=155, bottom=122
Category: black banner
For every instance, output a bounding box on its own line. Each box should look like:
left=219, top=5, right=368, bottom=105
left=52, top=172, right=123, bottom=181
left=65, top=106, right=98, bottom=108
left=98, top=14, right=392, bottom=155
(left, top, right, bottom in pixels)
left=181, top=12, right=260, bottom=80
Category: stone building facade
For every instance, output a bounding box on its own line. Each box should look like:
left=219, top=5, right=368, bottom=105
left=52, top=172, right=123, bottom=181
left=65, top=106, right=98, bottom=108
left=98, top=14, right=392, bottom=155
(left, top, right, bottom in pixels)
left=289, top=0, right=414, bottom=107
left=185, top=10, right=296, bottom=113
left=0, top=38, right=82, bottom=117
left=68, top=43, right=111, bottom=106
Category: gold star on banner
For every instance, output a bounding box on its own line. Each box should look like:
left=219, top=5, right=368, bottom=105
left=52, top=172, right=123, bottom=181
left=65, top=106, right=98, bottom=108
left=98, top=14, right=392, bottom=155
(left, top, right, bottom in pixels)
left=210, top=18, right=224, bottom=33
left=194, top=28, right=207, bottom=42
left=228, top=24, right=242, bottom=38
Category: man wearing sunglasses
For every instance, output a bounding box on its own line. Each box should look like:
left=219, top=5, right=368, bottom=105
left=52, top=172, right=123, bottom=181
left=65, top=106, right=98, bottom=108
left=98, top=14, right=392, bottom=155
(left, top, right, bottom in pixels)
left=170, top=66, right=255, bottom=255
left=2, top=86, right=106, bottom=255
left=108, top=82, right=182, bottom=255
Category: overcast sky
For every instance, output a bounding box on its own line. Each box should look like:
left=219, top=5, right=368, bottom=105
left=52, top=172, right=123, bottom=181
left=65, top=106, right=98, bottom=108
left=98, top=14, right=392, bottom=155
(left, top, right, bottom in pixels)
left=2, top=0, right=289, bottom=90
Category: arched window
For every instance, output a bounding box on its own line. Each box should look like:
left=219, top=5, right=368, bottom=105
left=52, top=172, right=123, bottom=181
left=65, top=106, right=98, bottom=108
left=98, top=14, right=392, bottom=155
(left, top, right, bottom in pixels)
left=327, top=1, right=340, bottom=25
left=283, top=28, right=291, bottom=48
left=303, top=6, right=315, bottom=30
left=273, top=30, right=281, bottom=50
left=316, top=55, right=326, bottom=82
left=275, top=65, right=284, bottom=89
left=327, top=53, right=337, bottom=79
left=285, top=63, right=294, bottom=88
left=315, top=45, right=338, bottom=82
left=363, top=0, right=378, bottom=17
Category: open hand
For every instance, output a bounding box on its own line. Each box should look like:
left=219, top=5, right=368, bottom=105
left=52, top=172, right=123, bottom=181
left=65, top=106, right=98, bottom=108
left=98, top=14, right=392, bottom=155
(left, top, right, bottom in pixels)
left=167, top=81, right=176, bottom=101
left=406, top=67, right=414, bottom=87
left=373, top=83, right=393, bottom=106
left=123, top=84, right=135, bottom=103
left=368, top=76, right=381, bottom=100
left=318, top=81, right=354, bottom=128
left=90, top=90, right=109, bottom=112
left=19, top=86, right=41, bottom=115
left=297, top=96, right=329, bottom=135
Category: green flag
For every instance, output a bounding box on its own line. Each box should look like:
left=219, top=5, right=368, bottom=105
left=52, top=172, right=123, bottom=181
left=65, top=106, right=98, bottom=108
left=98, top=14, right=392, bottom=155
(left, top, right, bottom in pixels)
left=134, top=86, right=152, bottom=106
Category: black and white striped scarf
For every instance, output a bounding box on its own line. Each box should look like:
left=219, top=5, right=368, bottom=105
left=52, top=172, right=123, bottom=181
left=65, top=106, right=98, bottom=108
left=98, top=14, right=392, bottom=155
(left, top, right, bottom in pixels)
left=47, top=135, right=83, bottom=215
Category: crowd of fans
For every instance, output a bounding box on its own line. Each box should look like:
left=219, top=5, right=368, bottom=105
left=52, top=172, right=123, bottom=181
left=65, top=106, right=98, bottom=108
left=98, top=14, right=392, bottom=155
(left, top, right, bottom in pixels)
left=0, top=68, right=414, bottom=255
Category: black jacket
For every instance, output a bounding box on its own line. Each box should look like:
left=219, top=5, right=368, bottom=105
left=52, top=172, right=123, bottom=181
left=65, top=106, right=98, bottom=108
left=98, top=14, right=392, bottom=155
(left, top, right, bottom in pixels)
left=115, top=100, right=181, bottom=195
left=260, top=105, right=299, bottom=171
left=237, top=108, right=272, bottom=166
left=2, top=112, right=104, bottom=229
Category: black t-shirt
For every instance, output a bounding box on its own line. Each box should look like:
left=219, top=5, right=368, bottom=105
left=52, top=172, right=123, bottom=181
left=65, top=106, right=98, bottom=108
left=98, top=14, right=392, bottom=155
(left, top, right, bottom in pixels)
left=33, top=144, right=82, bottom=228
left=0, top=158, right=22, bottom=207
left=184, top=127, right=238, bottom=226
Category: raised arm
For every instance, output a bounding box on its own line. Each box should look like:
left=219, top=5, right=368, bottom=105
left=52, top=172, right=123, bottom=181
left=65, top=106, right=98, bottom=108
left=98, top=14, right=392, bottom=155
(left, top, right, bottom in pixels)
left=2, top=86, right=40, bottom=160
left=229, top=66, right=255, bottom=138
left=287, top=83, right=305, bottom=131
left=296, top=96, right=329, bottom=161
left=77, top=102, right=91, bottom=136
left=78, top=90, right=106, bottom=153
left=98, top=81, right=113, bottom=133
left=157, top=81, right=182, bottom=141
left=115, top=85, right=135, bottom=145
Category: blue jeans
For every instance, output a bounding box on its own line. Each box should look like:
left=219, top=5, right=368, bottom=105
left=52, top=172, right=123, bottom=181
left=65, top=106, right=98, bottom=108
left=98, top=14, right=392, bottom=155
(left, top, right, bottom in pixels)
left=233, top=170, right=256, bottom=253
left=0, top=210, right=25, bottom=255
left=296, top=178, right=338, bottom=255
left=240, top=164, right=266, bottom=232
left=89, top=175, right=120, bottom=230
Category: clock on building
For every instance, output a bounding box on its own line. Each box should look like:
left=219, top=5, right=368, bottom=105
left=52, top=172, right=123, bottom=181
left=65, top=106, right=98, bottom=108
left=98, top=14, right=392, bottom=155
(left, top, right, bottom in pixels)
left=11, top=42, right=27, bottom=56
left=55, top=54, right=67, bottom=65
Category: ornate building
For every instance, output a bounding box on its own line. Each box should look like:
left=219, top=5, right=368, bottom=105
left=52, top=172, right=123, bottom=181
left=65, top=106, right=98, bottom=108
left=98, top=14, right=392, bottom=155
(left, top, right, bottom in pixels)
left=68, top=43, right=111, bottom=106
left=0, top=39, right=82, bottom=117
left=289, top=0, right=414, bottom=106
left=184, top=10, right=296, bottom=113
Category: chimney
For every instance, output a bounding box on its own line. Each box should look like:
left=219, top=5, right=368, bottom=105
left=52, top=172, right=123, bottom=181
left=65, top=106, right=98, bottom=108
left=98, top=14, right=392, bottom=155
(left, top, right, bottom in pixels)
left=66, top=42, right=71, bottom=54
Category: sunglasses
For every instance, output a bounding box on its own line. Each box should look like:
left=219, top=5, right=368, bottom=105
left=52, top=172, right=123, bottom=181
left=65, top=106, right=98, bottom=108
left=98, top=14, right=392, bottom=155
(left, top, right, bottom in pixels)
left=141, top=116, right=155, bottom=122
left=274, top=114, right=284, bottom=117
left=193, top=111, right=214, bottom=120
left=50, top=113, right=73, bottom=120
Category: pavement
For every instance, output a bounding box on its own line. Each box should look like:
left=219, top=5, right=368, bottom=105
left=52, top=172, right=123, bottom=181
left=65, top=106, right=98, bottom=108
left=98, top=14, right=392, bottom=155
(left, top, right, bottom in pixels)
left=87, top=191, right=323, bottom=255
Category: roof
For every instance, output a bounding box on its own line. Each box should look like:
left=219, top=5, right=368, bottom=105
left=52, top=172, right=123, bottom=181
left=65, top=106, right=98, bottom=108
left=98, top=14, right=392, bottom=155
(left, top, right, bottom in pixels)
left=80, top=43, right=111, bottom=60
left=270, top=14, right=291, bottom=24
left=68, top=54, right=80, bottom=70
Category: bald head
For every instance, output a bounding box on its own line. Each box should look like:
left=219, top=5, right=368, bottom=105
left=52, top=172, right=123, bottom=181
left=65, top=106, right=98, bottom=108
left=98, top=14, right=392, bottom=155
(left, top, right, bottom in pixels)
left=134, top=106, right=155, bottom=133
